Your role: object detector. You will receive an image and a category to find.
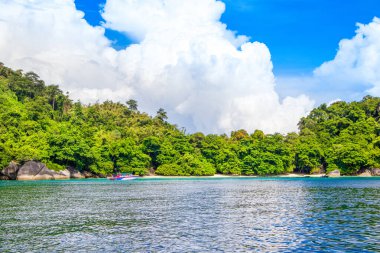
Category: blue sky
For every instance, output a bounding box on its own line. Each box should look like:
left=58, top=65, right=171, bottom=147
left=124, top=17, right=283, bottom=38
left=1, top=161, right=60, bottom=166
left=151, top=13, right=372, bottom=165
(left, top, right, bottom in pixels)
left=75, top=0, right=380, bottom=76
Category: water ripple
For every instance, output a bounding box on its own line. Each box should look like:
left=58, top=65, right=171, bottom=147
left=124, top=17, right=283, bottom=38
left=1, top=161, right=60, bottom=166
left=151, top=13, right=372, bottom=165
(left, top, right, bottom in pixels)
left=0, top=178, right=379, bottom=252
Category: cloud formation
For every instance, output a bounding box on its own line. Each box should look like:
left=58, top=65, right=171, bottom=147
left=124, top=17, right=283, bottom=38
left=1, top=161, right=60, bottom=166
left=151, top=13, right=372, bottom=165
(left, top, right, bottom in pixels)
left=0, top=0, right=314, bottom=134
left=315, top=17, right=380, bottom=96
left=0, top=0, right=132, bottom=101
left=104, top=0, right=314, bottom=133
left=278, top=17, right=380, bottom=104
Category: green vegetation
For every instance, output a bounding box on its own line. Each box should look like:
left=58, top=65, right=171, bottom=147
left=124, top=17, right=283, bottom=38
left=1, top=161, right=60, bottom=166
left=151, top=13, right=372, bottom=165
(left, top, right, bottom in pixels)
left=0, top=63, right=379, bottom=176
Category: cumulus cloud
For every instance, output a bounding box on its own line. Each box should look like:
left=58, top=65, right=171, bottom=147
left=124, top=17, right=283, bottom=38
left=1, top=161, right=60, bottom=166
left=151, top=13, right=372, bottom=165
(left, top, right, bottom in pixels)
left=278, top=17, right=380, bottom=104
left=0, top=0, right=314, bottom=134
left=0, top=0, right=133, bottom=101
left=315, top=17, right=380, bottom=96
left=102, top=0, right=314, bottom=133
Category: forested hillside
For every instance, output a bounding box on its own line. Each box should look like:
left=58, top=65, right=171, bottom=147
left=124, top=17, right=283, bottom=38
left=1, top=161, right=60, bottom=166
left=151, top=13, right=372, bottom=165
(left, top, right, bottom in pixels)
left=0, top=63, right=379, bottom=176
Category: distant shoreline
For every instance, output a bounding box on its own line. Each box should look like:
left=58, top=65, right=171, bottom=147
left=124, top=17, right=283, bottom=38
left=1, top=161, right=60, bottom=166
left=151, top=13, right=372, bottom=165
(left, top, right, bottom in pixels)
left=139, top=173, right=373, bottom=179
left=2, top=174, right=379, bottom=181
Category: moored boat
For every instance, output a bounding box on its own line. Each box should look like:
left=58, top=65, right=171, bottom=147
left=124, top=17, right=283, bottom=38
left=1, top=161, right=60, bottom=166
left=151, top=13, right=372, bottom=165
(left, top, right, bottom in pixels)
left=107, top=173, right=137, bottom=180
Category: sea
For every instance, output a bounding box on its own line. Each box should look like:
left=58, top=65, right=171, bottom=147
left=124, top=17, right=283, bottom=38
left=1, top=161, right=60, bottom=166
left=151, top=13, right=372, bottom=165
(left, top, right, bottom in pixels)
left=0, top=177, right=379, bottom=252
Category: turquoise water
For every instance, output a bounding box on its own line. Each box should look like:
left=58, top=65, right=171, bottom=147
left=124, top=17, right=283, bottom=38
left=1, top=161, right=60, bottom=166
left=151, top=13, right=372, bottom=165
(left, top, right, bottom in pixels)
left=0, top=177, right=379, bottom=252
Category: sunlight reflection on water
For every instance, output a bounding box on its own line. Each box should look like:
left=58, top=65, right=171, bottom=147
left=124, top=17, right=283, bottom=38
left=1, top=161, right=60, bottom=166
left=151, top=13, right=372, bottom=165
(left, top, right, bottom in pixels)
left=0, top=178, right=379, bottom=252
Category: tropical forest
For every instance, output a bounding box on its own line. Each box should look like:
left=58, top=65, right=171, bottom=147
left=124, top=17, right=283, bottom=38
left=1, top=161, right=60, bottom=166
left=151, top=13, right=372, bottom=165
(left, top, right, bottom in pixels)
left=0, top=63, right=379, bottom=176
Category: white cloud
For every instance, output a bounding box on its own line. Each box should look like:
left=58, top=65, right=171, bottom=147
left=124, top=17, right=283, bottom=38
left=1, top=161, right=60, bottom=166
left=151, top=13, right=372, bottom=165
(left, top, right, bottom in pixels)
left=0, top=0, right=314, bottom=134
left=315, top=17, right=380, bottom=96
left=102, top=0, right=314, bottom=133
left=278, top=17, right=380, bottom=104
left=0, top=0, right=133, bottom=102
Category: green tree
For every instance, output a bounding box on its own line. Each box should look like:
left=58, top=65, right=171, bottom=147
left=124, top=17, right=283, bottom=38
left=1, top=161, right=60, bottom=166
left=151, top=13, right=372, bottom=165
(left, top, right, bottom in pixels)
left=126, top=99, right=138, bottom=111
left=156, top=108, right=168, bottom=121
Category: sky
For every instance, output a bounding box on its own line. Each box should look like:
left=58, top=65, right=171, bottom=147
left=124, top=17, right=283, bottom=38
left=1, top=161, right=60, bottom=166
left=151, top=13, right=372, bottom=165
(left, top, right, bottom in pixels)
left=0, top=0, right=379, bottom=134
left=76, top=0, right=380, bottom=75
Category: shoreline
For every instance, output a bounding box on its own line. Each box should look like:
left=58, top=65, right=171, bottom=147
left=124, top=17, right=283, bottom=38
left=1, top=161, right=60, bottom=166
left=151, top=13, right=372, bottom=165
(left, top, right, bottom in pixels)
left=1, top=174, right=378, bottom=181
left=138, top=173, right=378, bottom=179
left=139, top=173, right=346, bottom=179
left=2, top=172, right=379, bottom=181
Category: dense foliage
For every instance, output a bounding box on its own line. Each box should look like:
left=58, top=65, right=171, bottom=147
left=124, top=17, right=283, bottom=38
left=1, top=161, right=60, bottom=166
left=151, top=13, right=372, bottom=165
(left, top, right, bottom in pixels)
left=0, top=64, right=379, bottom=176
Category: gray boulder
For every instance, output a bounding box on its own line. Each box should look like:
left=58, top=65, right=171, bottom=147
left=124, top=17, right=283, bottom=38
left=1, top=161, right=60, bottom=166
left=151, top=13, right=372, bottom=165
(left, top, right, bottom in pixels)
left=358, top=170, right=372, bottom=177
left=82, top=171, right=97, bottom=178
left=67, top=166, right=85, bottom=179
left=17, top=161, right=70, bottom=180
left=327, top=169, right=341, bottom=177
left=371, top=168, right=380, bottom=176
left=82, top=171, right=106, bottom=178
left=1, top=161, right=19, bottom=180
left=57, top=169, right=71, bottom=179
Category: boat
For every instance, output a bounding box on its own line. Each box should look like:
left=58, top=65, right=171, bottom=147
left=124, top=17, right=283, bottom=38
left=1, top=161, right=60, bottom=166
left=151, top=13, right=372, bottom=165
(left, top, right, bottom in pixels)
left=107, top=173, right=138, bottom=180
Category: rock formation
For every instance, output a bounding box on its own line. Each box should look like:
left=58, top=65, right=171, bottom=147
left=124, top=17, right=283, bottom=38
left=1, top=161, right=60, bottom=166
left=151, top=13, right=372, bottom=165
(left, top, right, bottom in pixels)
left=0, top=161, right=103, bottom=180
left=358, top=170, right=372, bottom=177
left=82, top=171, right=104, bottom=178
left=17, top=161, right=70, bottom=180
left=327, top=169, right=341, bottom=177
left=1, top=161, right=19, bottom=180
left=371, top=168, right=380, bottom=176
left=67, top=166, right=85, bottom=179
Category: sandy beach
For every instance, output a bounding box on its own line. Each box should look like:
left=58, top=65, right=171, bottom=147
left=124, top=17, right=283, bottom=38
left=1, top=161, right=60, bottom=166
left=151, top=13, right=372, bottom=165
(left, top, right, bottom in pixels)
left=140, top=173, right=327, bottom=179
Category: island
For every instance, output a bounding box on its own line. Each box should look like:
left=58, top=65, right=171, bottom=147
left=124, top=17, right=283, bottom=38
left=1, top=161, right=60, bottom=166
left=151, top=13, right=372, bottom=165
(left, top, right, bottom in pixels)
left=0, top=63, right=379, bottom=180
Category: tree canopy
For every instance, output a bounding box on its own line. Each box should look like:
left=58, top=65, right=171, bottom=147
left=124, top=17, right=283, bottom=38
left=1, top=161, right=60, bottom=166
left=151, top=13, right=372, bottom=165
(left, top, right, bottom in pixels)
left=0, top=64, right=379, bottom=176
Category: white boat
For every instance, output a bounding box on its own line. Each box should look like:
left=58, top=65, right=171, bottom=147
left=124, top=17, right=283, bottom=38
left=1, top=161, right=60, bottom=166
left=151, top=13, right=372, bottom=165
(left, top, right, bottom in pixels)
left=107, top=173, right=137, bottom=181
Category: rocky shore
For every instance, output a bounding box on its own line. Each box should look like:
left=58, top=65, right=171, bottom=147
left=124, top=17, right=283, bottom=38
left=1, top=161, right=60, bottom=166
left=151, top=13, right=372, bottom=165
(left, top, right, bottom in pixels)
left=281, top=169, right=380, bottom=178
left=1, top=161, right=379, bottom=180
left=0, top=161, right=102, bottom=180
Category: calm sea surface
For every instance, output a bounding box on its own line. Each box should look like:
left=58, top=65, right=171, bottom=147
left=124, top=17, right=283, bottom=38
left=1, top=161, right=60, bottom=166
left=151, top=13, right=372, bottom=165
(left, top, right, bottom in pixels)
left=0, top=177, right=379, bottom=252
